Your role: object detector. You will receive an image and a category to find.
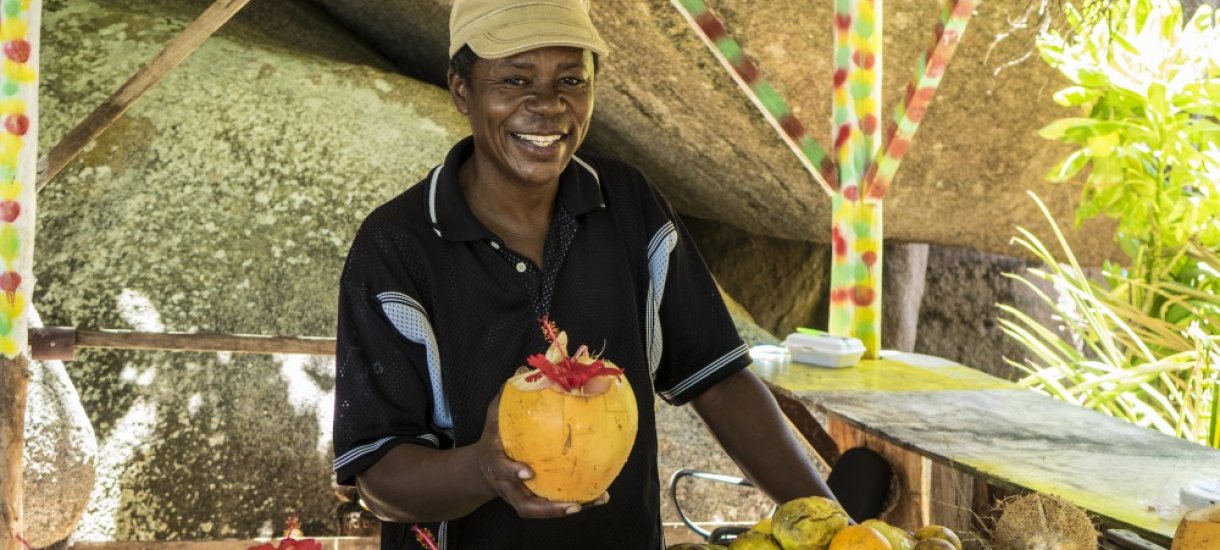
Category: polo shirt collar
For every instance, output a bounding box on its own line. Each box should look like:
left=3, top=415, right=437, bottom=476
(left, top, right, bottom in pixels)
left=428, top=136, right=605, bottom=241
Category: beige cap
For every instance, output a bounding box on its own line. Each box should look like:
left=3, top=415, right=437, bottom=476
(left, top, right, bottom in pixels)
left=449, top=0, right=609, bottom=60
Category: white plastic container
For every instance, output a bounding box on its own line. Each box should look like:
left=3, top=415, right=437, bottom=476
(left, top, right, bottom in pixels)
left=783, top=332, right=866, bottom=368
left=1181, top=480, right=1220, bottom=510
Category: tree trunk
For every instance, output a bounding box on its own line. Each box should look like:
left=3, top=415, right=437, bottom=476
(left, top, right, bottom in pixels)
left=1, top=356, right=29, bottom=550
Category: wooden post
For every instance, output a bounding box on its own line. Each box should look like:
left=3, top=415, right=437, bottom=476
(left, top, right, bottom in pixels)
left=0, top=356, right=28, bottom=550
left=36, top=0, right=254, bottom=192
left=0, top=0, right=39, bottom=546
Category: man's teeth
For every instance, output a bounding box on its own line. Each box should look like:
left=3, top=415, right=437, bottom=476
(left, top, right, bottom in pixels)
left=515, top=133, right=563, bottom=147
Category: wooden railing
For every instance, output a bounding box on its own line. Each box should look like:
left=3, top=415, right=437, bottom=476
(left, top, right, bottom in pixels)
left=28, top=327, right=335, bottom=361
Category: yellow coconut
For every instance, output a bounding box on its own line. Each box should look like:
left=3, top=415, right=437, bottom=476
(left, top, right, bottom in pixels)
left=861, top=520, right=914, bottom=550
left=498, top=325, right=638, bottom=503
left=772, top=496, right=850, bottom=550
left=913, top=525, right=961, bottom=550
left=829, top=525, right=893, bottom=550
left=499, top=373, right=637, bottom=501
left=1172, top=503, right=1220, bottom=550
left=751, top=517, right=774, bottom=535
left=728, top=531, right=783, bottom=550
left=911, top=540, right=955, bottom=550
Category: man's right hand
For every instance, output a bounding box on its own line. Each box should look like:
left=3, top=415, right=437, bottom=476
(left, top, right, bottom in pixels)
left=476, top=390, right=588, bottom=519
left=355, top=385, right=612, bottom=523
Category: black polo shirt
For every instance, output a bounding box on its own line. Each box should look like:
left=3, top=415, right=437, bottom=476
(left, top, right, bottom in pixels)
left=333, top=137, right=751, bottom=549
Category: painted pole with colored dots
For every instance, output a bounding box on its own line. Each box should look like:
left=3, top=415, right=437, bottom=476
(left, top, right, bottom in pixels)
left=670, top=0, right=839, bottom=195
left=827, top=0, right=884, bottom=357
left=674, top=0, right=974, bottom=359
left=0, top=0, right=35, bottom=359
left=0, top=0, right=36, bottom=548
left=829, top=0, right=974, bottom=358
left=864, top=0, right=974, bottom=200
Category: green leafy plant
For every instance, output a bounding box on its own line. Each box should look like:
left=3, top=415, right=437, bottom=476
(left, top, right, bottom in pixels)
left=1000, top=194, right=1219, bottom=445
left=1000, top=0, right=1220, bottom=447
left=1036, top=0, right=1219, bottom=317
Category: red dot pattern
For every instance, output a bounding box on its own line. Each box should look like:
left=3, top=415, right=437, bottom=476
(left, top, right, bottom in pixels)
left=852, top=285, right=875, bottom=307
left=835, top=14, right=852, bottom=31
left=3, top=40, right=29, bottom=63
left=734, top=57, right=759, bottom=84
left=695, top=12, right=727, bottom=41
left=780, top=115, right=805, bottom=139
left=0, top=202, right=19, bottom=224
left=5, top=115, right=27, bottom=136
left=835, top=124, right=853, bottom=150
left=860, top=114, right=877, bottom=134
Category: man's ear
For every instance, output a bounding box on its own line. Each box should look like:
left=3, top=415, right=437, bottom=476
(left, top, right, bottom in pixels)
left=448, top=69, right=471, bottom=115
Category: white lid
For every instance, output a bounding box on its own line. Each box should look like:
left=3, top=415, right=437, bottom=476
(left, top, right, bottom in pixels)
left=783, top=332, right=866, bottom=354
left=1181, top=480, right=1220, bottom=509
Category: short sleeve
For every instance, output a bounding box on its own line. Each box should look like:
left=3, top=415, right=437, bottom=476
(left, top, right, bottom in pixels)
left=643, top=184, right=751, bottom=406
left=332, top=221, right=449, bottom=486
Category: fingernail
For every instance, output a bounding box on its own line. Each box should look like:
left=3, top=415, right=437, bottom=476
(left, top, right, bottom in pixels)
left=565, top=506, right=580, bottom=515
left=517, top=469, right=531, bottom=480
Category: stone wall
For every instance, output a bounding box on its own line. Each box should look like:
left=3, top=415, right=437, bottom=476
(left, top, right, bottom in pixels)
left=37, top=0, right=467, bottom=540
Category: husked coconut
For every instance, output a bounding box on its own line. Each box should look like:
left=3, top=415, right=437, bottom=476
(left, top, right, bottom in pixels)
left=992, top=494, right=1097, bottom=550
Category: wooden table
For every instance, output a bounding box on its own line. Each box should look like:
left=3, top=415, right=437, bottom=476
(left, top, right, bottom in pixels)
left=753, top=351, right=1220, bottom=545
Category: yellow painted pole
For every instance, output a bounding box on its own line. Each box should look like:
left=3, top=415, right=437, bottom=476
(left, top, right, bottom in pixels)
left=0, top=1, right=38, bottom=548
left=828, top=0, right=883, bottom=357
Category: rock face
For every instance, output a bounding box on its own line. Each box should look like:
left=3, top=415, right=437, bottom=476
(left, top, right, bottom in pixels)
left=914, top=245, right=1057, bottom=380
left=305, top=0, right=1119, bottom=264
left=686, top=216, right=829, bottom=337
left=882, top=243, right=929, bottom=353
left=38, top=0, right=468, bottom=540
left=24, top=308, right=98, bottom=548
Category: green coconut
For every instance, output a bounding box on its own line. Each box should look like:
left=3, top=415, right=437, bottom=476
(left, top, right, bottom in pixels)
left=771, top=496, right=849, bottom=550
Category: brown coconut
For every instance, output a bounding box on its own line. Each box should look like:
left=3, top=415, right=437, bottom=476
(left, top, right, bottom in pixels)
left=992, top=494, right=1098, bottom=550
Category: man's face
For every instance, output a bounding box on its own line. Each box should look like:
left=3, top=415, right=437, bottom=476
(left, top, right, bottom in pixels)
left=449, top=46, right=595, bottom=189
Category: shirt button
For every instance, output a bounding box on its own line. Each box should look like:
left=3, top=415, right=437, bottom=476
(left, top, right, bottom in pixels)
left=516, top=262, right=527, bottom=273
left=490, top=241, right=501, bottom=250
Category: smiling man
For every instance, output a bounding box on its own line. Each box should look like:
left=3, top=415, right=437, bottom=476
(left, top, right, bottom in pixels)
left=332, top=1, right=855, bottom=548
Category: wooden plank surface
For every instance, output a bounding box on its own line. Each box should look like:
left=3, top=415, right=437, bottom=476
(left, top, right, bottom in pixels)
left=753, top=352, right=1016, bottom=394
left=754, top=352, right=1220, bottom=544
left=817, top=389, right=1219, bottom=543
